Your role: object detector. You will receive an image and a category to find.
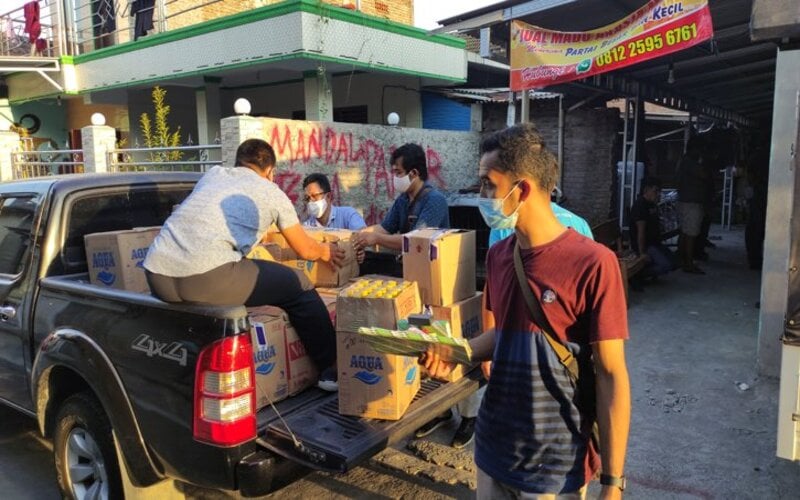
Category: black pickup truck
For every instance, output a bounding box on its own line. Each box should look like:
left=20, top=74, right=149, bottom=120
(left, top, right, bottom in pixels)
left=0, top=172, right=478, bottom=498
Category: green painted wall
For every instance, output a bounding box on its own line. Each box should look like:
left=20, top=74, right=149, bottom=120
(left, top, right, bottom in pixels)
left=12, top=99, right=69, bottom=148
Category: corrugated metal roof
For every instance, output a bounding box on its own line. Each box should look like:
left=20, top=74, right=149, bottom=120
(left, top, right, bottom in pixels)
left=426, top=88, right=562, bottom=103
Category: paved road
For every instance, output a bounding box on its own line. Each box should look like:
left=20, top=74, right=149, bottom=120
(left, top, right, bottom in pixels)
left=0, top=400, right=474, bottom=499
left=0, top=404, right=60, bottom=499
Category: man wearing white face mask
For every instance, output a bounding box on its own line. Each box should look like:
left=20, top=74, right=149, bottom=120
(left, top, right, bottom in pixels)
left=301, top=173, right=367, bottom=230
left=352, top=143, right=450, bottom=252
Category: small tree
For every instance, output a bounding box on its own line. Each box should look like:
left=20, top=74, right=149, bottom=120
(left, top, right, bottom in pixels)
left=140, top=86, right=182, bottom=162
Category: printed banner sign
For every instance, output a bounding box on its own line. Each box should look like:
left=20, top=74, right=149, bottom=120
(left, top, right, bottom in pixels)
left=510, top=0, right=714, bottom=90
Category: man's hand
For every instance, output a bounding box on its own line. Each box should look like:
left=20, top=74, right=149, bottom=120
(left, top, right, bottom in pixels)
left=353, top=231, right=379, bottom=249
left=420, top=346, right=456, bottom=380
left=328, top=243, right=346, bottom=269
left=320, top=242, right=346, bottom=268
left=356, top=245, right=366, bottom=264
left=481, top=360, right=492, bottom=380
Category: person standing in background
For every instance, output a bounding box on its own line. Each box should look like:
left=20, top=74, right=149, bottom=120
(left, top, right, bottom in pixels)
left=677, top=137, right=709, bottom=274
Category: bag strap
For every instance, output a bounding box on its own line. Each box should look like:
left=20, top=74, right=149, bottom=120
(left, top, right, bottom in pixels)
left=513, top=241, right=579, bottom=380
left=402, top=185, right=433, bottom=233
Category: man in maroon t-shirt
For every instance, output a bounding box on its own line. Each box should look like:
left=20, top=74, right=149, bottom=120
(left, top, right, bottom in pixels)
left=425, top=124, right=631, bottom=499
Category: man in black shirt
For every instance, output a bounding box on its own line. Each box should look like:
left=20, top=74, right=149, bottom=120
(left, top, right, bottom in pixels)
left=631, top=177, right=676, bottom=277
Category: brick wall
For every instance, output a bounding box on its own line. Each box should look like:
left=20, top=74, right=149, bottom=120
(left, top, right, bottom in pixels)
left=357, top=0, right=413, bottom=25
left=166, top=0, right=413, bottom=29
left=166, top=1, right=259, bottom=30
left=481, top=100, right=621, bottom=226
left=560, top=107, right=620, bottom=225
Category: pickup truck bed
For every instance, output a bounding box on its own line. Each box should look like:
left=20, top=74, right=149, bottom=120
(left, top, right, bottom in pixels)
left=258, top=371, right=482, bottom=473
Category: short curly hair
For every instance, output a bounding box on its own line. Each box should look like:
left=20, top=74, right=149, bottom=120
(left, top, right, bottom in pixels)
left=480, top=123, right=559, bottom=191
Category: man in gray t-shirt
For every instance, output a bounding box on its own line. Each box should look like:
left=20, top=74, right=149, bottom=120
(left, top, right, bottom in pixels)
left=144, top=139, right=344, bottom=391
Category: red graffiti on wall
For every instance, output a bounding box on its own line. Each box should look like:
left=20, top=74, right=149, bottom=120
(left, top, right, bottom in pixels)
left=364, top=204, right=388, bottom=226
left=274, top=171, right=302, bottom=205
left=265, top=121, right=451, bottom=221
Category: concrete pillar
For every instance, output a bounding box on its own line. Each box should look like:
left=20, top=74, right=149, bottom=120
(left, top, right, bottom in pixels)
left=0, top=131, right=21, bottom=181
left=506, top=92, right=516, bottom=126
left=197, top=78, right=222, bottom=145
left=0, top=96, right=13, bottom=132
left=81, top=125, right=117, bottom=173
left=758, top=48, right=800, bottom=378
left=303, top=69, right=333, bottom=122
left=220, top=115, right=264, bottom=168
left=470, top=103, right=483, bottom=132
left=520, top=90, right=530, bottom=123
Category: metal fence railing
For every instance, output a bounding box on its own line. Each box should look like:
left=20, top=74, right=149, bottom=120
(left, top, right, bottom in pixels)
left=66, top=0, right=231, bottom=55
left=11, top=149, right=85, bottom=179
left=0, top=0, right=64, bottom=58
left=107, top=144, right=221, bottom=172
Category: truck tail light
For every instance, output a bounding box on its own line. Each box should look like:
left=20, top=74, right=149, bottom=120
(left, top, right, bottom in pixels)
left=194, top=334, right=256, bottom=446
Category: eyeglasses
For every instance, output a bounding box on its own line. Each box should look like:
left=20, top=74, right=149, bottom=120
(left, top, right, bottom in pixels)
left=303, top=191, right=328, bottom=203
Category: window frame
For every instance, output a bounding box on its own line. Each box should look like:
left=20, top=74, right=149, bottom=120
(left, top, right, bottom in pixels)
left=0, top=192, right=44, bottom=281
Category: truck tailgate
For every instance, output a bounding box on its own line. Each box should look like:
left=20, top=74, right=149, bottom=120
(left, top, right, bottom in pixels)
left=256, top=370, right=481, bottom=473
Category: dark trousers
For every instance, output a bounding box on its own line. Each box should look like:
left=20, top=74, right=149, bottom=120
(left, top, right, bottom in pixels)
left=645, top=244, right=678, bottom=276
left=146, top=259, right=336, bottom=370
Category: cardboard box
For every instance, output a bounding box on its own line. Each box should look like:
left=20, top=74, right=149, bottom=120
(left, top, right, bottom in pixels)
left=247, top=243, right=282, bottom=261
left=430, top=292, right=483, bottom=340
left=337, top=330, right=420, bottom=420
left=430, top=292, right=483, bottom=382
left=336, top=277, right=422, bottom=333
left=263, top=230, right=359, bottom=287
left=284, top=324, right=319, bottom=396
left=402, top=229, right=477, bottom=306
left=84, top=227, right=161, bottom=293
left=248, top=299, right=336, bottom=397
left=249, top=310, right=289, bottom=409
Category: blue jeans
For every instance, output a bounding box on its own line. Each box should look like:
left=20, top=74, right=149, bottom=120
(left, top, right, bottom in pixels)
left=646, top=244, right=677, bottom=276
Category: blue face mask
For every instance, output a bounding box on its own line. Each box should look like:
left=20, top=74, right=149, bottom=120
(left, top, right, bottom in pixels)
left=478, top=183, right=521, bottom=229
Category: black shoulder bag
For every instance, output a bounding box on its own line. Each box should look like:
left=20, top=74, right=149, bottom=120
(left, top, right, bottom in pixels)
left=513, top=242, right=600, bottom=452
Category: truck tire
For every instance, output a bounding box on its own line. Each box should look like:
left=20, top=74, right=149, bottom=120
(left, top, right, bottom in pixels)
left=53, top=392, right=124, bottom=500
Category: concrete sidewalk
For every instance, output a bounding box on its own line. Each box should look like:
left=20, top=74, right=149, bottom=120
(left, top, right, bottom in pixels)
left=619, top=227, right=799, bottom=499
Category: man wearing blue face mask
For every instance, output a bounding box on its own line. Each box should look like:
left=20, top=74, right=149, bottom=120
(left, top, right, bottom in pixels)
left=352, top=143, right=450, bottom=252
left=301, top=173, right=367, bottom=230
left=488, top=199, right=593, bottom=245
left=423, top=124, right=630, bottom=500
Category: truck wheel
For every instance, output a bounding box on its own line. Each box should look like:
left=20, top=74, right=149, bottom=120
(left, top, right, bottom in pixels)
left=53, top=392, right=123, bottom=500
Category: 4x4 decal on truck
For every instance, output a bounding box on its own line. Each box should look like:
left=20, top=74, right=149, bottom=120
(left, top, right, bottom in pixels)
left=132, top=334, right=188, bottom=366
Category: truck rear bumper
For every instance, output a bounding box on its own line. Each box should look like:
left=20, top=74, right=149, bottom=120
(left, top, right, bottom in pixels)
left=236, top=450, right=276, bottom=497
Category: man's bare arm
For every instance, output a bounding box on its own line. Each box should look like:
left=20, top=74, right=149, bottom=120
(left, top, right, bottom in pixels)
left=593, top=339, right=631, bottom=500
left=354, top=225, right=404, bottom=251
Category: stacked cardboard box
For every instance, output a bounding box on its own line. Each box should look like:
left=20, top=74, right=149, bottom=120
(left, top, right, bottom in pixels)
left=249, top=229, right=359, bottom=287
left=402, top=229, right=476, bottom=306
left=402, top=229, right=481, bottom=382
left=248, top=292, right=339, bottom=408
left=249, top=307, right=289, bottom=408
left=336, top=277, right=422, bottom=420
left=84, top=227, right=162, bottom=293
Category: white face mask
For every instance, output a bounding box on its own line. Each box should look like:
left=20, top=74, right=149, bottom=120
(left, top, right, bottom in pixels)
left=307, top=198, right=328, bottom=219
left=393, top=173, right=412, bottom=196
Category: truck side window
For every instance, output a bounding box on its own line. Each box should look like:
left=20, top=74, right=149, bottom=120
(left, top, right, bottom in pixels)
left=0, top=196, right=39, bottom=276
left=60, top=187, right=192, bottom=274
